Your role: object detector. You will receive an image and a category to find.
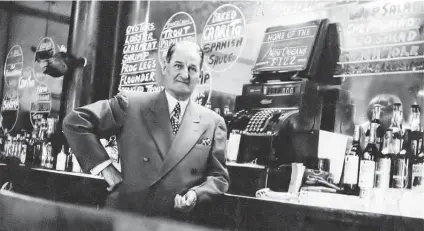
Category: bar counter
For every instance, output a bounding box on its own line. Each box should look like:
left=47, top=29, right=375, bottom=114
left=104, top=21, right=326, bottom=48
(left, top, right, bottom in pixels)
left=0, top=190, right=216, bottom=231
left=1, top=163, right=423, bottom=230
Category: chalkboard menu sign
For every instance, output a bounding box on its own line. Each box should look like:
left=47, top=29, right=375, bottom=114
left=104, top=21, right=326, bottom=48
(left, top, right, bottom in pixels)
left=119, top=22, right=162, bottom=93
left=253, top=20, right=322, bottom=73
left=335, top=0, right=424, bottom=78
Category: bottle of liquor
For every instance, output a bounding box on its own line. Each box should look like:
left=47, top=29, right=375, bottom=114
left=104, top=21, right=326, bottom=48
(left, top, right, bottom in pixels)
left=365, top=105, right=383, bottom=150
left=408, top=103, right=422, bottom=188
left=72, top=151, right=81, bottom=173
left=19, top=131, right=28, bottom=165
left=392, top=129, right=410, bottom=188
left=412, top=133, right=424, bottom=190
left=56, top=145, right=66, bottom=171
left=66, top=148, right=73, bottom=172
left=390, top=103, right=403, bottom=155
left=341, top=125, right=361, bottom=195
left=32, top=133, right=42, bottom=167
left=25, top=132, right=34, bottom=166
left=410, top=103, right=421, bottom=132
left=374, top=129, right=392, bottom=189
left=359, top=121, right=378, bottom=197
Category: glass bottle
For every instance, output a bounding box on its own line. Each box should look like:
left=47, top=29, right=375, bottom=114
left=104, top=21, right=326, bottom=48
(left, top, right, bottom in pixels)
left=359, top=122, right=377, bottom=197
left=25, top=132, right=34, bottom=166
left=374, top=129, right=392, bottom=189
left=342, top=125, right=361, bottom=195
left=391, top=129, right=410, bottom=188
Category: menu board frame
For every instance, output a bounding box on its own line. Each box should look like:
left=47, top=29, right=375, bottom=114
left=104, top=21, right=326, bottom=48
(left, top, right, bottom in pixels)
left=252, top=19, right=329, bottom=78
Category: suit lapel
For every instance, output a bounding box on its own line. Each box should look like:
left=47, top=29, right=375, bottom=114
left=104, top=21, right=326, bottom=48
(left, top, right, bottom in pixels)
left=151, top=101, right=206, bottom=186
left=140, top=91, right=173, bottom=160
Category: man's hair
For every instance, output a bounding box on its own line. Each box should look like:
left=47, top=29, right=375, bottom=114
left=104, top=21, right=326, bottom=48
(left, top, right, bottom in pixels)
left=165, top=41, right=204, bottom=68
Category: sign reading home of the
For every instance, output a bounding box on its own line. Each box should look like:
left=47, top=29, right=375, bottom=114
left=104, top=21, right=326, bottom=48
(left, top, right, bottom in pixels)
left=253, top=20, right=320, bottom=73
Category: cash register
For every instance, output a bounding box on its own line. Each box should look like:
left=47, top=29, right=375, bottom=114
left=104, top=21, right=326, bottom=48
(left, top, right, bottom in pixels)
left=227, top=19, right=341, bottom=196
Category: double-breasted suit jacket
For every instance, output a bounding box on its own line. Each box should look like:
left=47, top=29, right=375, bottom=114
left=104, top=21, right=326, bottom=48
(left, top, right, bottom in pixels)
left=62, top=90, right=230, bottom=217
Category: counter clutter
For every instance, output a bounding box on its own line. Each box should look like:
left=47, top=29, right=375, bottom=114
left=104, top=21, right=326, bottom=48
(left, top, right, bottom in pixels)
left=252, top=188, right=424, bottom=220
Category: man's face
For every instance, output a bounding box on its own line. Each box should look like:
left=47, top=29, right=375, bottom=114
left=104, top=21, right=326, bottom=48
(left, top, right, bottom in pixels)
left=162, top=43, right=202, bottom=101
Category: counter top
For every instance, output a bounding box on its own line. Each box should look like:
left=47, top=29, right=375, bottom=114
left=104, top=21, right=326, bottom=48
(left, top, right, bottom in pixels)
left=0, top=190, right=216, bottom=231
left=225, top=188, right=424, bottom=220
left=215, top=192, right=424, bottom=231
left=0, top=163, right=103, bottom=179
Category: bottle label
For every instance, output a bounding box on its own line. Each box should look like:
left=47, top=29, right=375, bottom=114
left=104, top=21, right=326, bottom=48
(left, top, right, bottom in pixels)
left=374, top=158, right=391, bottom=188
left=358, top=160, right=376, bottom=188
left=392, top=158, right=408, bottom=188
left=343, top=155, right=359, bottom=184
left=412, top=163, right=424, bottom=188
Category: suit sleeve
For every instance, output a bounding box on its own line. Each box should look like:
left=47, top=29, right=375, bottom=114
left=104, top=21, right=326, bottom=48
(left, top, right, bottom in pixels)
left=62, top=92, right=128, bottom=173
left=191, top=116, right=230, bottom=202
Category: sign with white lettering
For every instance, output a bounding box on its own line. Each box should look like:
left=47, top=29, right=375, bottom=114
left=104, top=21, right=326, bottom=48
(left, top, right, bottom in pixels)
left=4, top=45, right=23, bottom=87
left=18, top=67, right=36, bottom=90
left=30, top=83, right=51, bottom=127
left=336, top=0, right=424, bottom=77
left=1, top=89, right=19, bottom=131
left=159, top=12, right=197, bottom=68
left=33, top=37, right=55, bottom=83
left=201, top=4, right=246, bottom=72
left=120, top=22, right=160, bottom=92
left=253, top=20, right=320, bottom=73
left=191, top=70, right=212, bottom=106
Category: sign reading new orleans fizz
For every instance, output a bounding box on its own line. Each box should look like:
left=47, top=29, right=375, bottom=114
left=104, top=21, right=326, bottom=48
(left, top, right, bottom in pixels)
left=1, top=89, right=19, bottom=131
left=253, top=20, right=320, bottom=73
left=33, top=37, right=55, bottom=83
left=120, top=22, right=162, bottom=92
left=201, top=4, right=246, bottom=72
left=4, top=45, right=23, bottom=88
left=159, top=12, right=197, bottom=68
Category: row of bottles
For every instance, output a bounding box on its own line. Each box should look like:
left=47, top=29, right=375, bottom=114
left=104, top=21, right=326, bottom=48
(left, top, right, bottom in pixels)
left=0, top=128, right=54, bottom=168
left=342, top=103, right=424, bottom=196
left=0, top=117, right=83, bottom=173
left=55, top=146, right=81, bottom=173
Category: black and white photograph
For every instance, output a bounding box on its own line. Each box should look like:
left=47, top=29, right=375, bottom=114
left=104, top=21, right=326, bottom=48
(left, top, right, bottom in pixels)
left=0, top=0, right=423, bottom=230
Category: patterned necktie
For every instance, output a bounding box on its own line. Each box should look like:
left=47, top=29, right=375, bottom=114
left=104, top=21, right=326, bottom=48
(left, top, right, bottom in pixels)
left=170, top=102, right=181, bottom=135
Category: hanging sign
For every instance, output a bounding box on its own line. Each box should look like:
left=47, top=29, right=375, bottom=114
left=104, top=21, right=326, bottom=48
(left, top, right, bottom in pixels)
left=159, top=12, right=197, bottom=68
left=1, top=89, right=19, bottom=132
left=191, top=70, right=212, bottom=106
left=4, top=45, right=23, bottom=88
left=30, top=83, right=51, bottom=127
left=33, top=37, right=55, bottom=83
left=201, top=4, right=246, bottom=72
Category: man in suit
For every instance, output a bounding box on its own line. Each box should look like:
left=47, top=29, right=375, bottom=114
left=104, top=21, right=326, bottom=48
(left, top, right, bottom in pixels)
left=62, top=41, right=229, bottom=220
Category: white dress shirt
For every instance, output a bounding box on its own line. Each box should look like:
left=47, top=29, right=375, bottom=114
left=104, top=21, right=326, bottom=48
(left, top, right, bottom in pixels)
left=91, top=90, right=190, bottom=176
left=164, top=90, right=189, bottom=121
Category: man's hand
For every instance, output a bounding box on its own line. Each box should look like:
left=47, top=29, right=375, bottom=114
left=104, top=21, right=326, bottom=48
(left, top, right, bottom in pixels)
left=174, top=190, right=197, bottom=212
left=101, top=164, right=123, bottom=192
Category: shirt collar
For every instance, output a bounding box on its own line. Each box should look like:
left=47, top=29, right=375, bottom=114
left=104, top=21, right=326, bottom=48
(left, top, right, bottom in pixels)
left=164, top=90, right=189, bottom=119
